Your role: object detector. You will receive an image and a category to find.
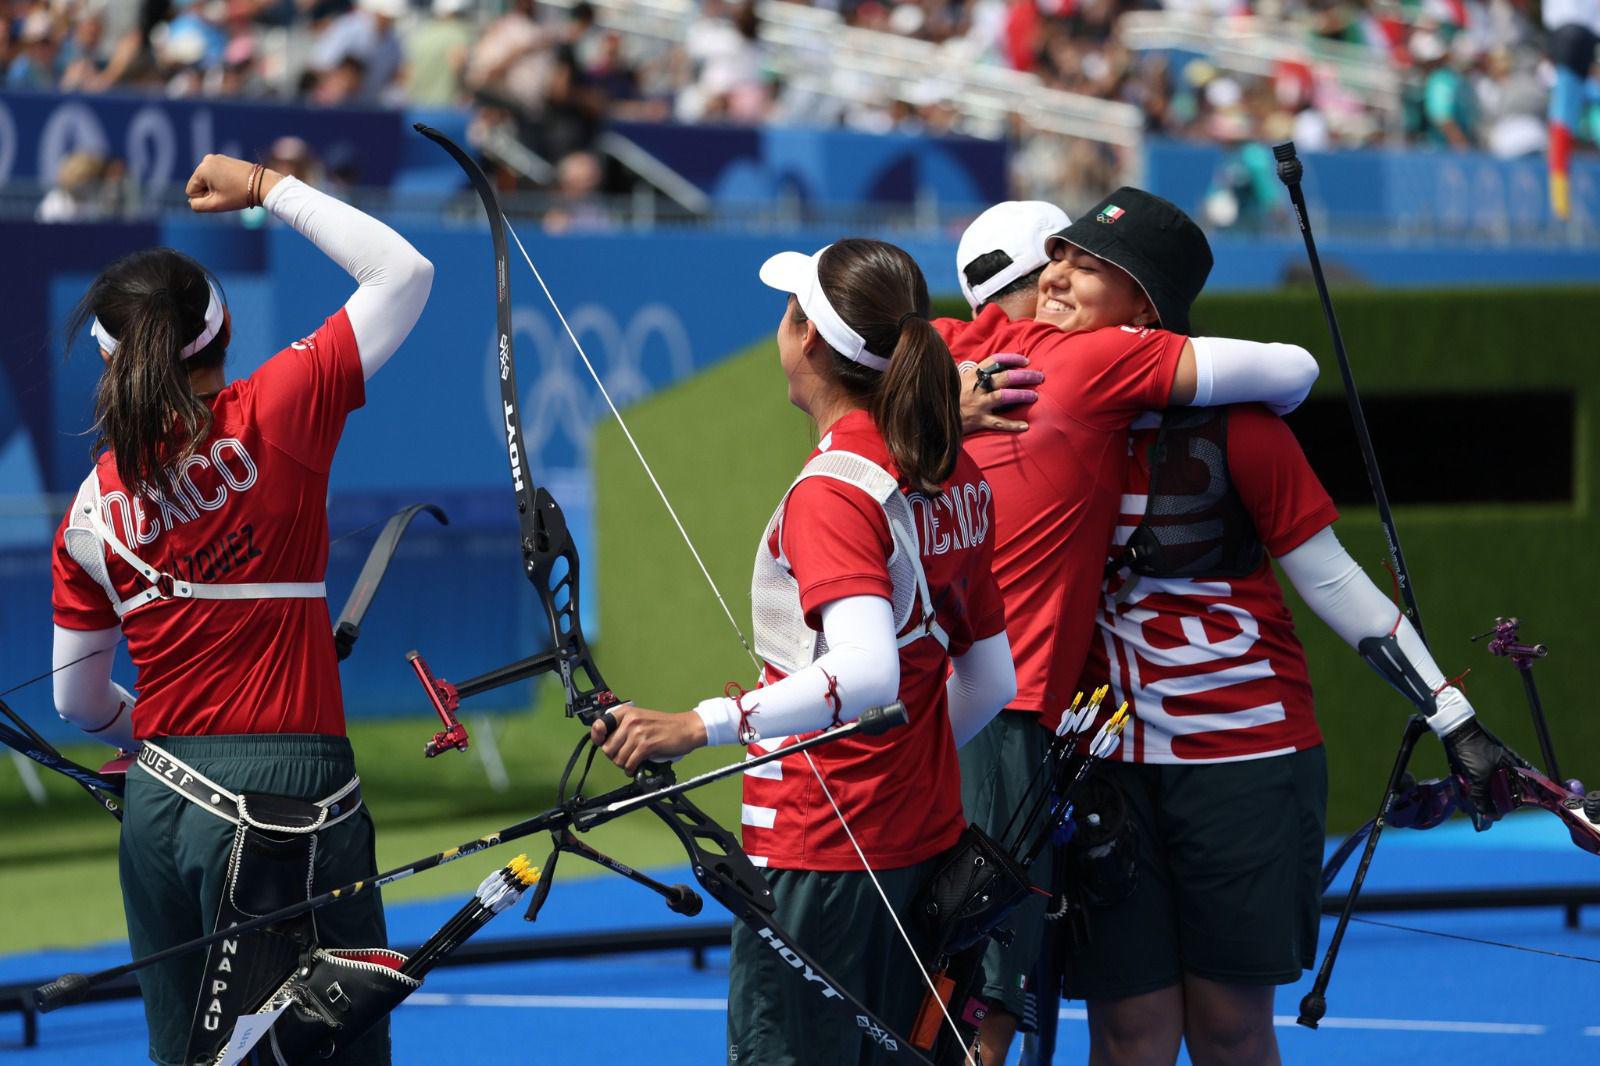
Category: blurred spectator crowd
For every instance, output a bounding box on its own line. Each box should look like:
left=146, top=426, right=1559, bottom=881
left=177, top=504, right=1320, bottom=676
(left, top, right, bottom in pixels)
left=4, top=0, right=1595, bottom=225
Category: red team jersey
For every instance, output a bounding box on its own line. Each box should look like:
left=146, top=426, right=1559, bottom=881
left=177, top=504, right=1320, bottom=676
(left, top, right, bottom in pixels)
left=1082, top=405, right=1339, bottom=763
left=740, top=410, right=1008, bottom=871
left=51, top=311, right=366, bottom=740
left=935, top=304, right=1187, bottom=728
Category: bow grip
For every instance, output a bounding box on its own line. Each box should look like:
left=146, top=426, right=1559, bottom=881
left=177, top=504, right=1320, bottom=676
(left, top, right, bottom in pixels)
left=858, top=701, right=909, bottom=736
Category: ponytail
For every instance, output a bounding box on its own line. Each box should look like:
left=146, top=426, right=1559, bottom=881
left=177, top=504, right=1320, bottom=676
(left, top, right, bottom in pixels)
left=811, top=239, right=961, bottom=495
left=67, top=249, right=229, bottom=501
left=868, top=315, right=960, bottom=495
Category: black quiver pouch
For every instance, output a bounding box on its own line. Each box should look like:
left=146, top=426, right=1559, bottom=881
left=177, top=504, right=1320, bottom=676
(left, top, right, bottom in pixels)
left=186, top=794, right=327, bottom=1064
left=1066, top=775, right=1138, bottom=909
left=248, top=947, right=419, bottom=1064
left=915, top=824, right=1034, bottom=959
left=908, top=824, right=1035, bottom=1061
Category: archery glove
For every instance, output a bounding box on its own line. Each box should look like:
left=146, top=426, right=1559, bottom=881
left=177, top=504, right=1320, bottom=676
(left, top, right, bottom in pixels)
left=1441, top=717, right=1531, bottom=823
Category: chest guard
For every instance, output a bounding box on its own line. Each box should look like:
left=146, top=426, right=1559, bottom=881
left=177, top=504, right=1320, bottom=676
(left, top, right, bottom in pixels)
left=62, top=469, right=325, bottom=619
left=1115, top=408, right=1264, bottom=580
left=751, top=450, right=948, bottom=678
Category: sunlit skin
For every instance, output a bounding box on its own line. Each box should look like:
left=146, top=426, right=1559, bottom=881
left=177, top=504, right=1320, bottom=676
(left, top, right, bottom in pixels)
left=1035, top=242, right=1158, bottom=334
left=592, top=295, right=866, bottom=773
left=1030, top=241, right=1199, bottom=403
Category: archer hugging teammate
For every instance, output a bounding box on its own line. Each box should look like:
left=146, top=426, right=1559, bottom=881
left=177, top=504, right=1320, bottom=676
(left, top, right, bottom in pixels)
left=949, top=191, right=1536, bottom=1066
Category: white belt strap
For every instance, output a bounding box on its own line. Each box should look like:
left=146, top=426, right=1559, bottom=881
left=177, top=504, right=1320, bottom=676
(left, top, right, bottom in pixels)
left=78, top=485, right=325, bottom=618
left=136, top=741, right=362, bottom=829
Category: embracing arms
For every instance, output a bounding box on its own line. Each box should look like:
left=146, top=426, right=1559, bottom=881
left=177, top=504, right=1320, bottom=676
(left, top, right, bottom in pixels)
left=961, top=333, right=1318, bottom=434
left=1171, top=336, right=1319, bottom=414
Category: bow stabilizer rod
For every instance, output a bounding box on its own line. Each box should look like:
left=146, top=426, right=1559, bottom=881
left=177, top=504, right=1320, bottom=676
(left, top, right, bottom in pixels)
left=33, top=706, right=907, bottom=1013
left=1273, top=140, right=1423, bottom=640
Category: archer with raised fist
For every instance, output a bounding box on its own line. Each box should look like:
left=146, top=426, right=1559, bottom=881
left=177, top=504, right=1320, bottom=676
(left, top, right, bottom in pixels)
left=50, top=152, right=432, bottom=1065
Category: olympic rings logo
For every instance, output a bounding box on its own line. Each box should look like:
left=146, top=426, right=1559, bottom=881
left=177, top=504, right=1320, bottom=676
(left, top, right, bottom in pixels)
left=482, top=302, right=695, bottom=474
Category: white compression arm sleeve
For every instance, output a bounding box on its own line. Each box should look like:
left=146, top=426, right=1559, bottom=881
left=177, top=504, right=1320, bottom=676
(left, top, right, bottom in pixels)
left=945, top=632, right=1016, bottom=748
left=263, top=177, right=434, bottom=380
left=52, top=624, right=137, bottom=749
left=1188, top=336, right=1319, bottom=415
left=1276, top=526, right=1473, bottom=734
left=693, top=595, right=899, bottom=745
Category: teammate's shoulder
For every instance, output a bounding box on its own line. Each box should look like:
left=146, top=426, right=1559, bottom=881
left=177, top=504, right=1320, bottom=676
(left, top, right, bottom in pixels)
left=932, top=315, right=968, bottom=346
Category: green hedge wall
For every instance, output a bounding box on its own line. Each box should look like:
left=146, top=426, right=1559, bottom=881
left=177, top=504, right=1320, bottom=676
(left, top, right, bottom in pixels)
left=595, top=287, right=1598, bottom=831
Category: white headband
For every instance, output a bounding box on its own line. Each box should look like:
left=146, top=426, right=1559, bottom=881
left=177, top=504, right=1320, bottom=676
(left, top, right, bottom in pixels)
left=91, top=280, right=225, bottom=360
left=758, top=246, right=891, bottom=372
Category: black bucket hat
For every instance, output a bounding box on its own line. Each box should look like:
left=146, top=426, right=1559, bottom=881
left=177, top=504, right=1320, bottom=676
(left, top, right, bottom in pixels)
left=1045, top=188, right=1213, bottom=335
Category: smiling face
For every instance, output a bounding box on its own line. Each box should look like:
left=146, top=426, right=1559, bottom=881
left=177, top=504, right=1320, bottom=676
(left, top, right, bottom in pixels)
left=1035, top=242, right=1157, bottom=334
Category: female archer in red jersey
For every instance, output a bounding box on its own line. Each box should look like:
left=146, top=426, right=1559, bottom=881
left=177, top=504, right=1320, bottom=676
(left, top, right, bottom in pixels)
left=50, top=154, right=431, bottom=1065
left=594, top=238, right=1016, bottom=1064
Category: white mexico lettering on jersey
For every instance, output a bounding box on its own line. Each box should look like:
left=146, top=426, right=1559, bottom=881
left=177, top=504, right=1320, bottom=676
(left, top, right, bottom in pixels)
left=102, top=438, right=260, bottom=546
left=1099, top=497, right=1289, bottom=762
left=908, top=479, right=992, bottom=557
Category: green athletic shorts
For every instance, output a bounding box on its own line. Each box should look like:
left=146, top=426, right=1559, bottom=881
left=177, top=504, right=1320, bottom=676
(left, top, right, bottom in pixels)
left=958, top=710, right=1051, bottom=1021
left=1063, top=745, right=1327, bottom=1000
left=119, top=733, right=389, bottom=1066
left=726, top=860, right=939, bottom=1066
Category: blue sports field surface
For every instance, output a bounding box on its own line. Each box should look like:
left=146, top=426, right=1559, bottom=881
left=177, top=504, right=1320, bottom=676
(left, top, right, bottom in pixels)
left=3, top=813, right=1596, bottom=1065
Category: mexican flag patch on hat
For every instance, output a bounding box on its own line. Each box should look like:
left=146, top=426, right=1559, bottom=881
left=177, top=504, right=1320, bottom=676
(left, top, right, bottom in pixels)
left=1098, top=204, right=1125, bottom=222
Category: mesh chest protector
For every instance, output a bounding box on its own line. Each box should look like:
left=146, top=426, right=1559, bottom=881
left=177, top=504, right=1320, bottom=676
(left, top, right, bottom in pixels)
left=61, top=469, right=325, bottom=619
left=1113, top=408, right=1264, bottom=581
left=751, top=450, right=948, bottom=678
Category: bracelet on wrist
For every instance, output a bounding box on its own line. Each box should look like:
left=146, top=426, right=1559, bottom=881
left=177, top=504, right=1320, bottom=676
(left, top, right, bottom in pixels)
left=247, top=163, right=265, bottom=208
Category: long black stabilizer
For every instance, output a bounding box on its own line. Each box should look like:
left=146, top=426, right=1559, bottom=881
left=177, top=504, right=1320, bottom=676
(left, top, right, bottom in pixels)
left=1273, top=141, right=1426, bottom=643
left=33, top=707, right=909, bottom=1009
left=1275, top=142, right=1432, bottom=1029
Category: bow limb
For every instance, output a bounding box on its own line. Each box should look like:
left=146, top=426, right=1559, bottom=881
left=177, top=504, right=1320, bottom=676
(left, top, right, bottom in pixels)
left=0, top=697, right=123, bottom=818
left=333, top=503, right=449, bottom=661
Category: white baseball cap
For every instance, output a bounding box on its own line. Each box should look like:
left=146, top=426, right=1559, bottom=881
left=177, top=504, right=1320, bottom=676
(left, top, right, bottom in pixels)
left=759, top=246, right=889, bottom=372
left=956, top=200, right=1071, bottom=311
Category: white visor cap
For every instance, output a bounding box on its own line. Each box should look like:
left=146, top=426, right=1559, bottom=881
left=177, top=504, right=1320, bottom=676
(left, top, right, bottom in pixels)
left=759, top=246, right=890, bottom=372
left=956, top=200, right=1071, bottom=311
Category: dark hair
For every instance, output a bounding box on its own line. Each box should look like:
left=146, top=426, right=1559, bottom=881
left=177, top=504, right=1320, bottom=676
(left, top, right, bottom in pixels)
left=68, top=248, right=229, bottom=501
left=964, top=249, right=1044, bottom=310
left=798, top=238, right=961, bottom=496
